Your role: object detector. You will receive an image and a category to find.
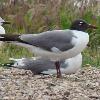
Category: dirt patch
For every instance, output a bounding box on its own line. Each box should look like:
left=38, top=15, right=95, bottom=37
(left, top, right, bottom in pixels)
left=0, top=67, right=100, bottom=100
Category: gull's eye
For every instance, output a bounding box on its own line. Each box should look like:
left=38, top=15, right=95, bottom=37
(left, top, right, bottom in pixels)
left=79, top=22, right=83, bottom=24
left=79, top=22, right=84, bottom=26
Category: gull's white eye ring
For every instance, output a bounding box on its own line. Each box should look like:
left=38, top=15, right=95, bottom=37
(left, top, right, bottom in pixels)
left=79, top=22, right=83, bottom=24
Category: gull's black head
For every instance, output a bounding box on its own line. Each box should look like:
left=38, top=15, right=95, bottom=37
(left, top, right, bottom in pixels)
left=70, top=19, right=97, bottom=32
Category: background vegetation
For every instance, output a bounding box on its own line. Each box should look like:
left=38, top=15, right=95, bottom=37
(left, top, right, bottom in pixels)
left=0, top=0, right=100, bottom=67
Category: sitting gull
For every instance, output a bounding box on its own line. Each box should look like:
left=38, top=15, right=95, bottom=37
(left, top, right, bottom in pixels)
left=0, top=19, right=97, bottom=77
left=1, top=53, right=82, bottom=75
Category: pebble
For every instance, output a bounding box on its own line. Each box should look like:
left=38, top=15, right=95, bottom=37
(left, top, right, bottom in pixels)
left=0, top=67, right=100, bottom=100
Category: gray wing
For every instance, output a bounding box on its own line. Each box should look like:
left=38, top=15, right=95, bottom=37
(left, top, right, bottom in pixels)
left=15, top=58, right=56, bottom=74
left=19, top=30, right=77, bottom=52
left=13, top=58, right=68, bottom=74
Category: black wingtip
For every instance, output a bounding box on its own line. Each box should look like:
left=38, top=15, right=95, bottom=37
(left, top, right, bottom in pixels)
left=0, top=34, right=20, bottom=42
left=0, top=34, right=8, bottom=41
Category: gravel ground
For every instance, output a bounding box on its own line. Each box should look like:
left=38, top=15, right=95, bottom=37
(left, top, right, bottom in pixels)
left=0, top=66, right=100, bottom=100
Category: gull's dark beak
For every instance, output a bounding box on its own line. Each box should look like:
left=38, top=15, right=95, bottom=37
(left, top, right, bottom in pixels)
left=88, top=24, right=97, bottom=29
left=2, top=21, right=11, bottom=24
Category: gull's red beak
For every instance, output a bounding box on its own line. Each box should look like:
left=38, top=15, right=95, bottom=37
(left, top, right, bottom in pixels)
left=88, top=24, right=97, bottom=29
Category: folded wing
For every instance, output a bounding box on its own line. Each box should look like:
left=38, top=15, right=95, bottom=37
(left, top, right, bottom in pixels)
left=19, top=30, right=77, bottom=52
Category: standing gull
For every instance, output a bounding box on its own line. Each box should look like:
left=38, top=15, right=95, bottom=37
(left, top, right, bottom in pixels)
left=0, top=19, right=97, bottom=77
left=2, top=53, right=82, bottom=75
left=0, top=17, right=10, bottom=46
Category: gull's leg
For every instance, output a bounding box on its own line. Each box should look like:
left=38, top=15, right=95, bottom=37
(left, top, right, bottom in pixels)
left=55, top=61, right=62, bottom=78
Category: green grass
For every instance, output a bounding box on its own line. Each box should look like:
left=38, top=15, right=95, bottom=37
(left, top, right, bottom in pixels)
left=0, top=44, right=32, bottom=63
left=83, top=48, right=100, bottom=67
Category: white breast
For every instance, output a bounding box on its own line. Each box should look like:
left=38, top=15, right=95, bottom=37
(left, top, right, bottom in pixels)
left=0, top=26, right=5, bottom=34
left=61, top=30, right=89, bottom=59
left=42, top=53, right=82, bottom=75
left=60, top=53, right=82, bottom=74
left=0, top=26, right=5, bottom=46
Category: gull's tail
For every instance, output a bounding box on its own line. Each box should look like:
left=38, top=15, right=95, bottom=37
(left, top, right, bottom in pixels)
left=0, top=34, right=20, bottom=42
left=0, top=34, right=30, bottom=45
left=0, top=62, right=14, bottom=67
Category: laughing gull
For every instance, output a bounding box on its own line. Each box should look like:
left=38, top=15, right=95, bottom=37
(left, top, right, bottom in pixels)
left=0, top=19, right=97, bottom=77
left=0, top=17, right=10, bottom=46
left=1, top=53, right=82, bottom=75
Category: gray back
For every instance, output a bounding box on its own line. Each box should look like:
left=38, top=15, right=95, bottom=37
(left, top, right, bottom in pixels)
left=20, top=30, right=77, bottom=51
